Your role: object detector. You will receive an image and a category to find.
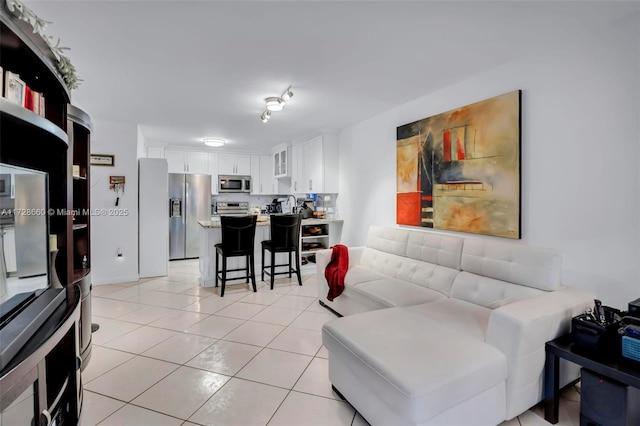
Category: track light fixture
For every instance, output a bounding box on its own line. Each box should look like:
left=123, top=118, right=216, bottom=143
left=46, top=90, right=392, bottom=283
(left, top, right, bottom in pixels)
left=265, top=97, right=284, bottom=112
left=260, top=86, right=294, bottom=123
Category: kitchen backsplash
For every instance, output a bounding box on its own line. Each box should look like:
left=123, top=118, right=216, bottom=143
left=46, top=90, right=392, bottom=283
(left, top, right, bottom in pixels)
left=213, top=193, right=338, bottom=216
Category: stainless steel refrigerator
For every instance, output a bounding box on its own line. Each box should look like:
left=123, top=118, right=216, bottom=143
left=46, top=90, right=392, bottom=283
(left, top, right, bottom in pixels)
left=169, top=174, right=211, bottom=260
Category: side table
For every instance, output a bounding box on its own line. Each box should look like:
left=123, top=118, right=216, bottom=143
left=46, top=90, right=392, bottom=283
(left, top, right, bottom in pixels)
left=544, top=334, right=640, bottom=424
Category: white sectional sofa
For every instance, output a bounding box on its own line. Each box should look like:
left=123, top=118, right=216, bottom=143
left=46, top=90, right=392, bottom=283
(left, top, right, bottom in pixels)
left=315, top=226, right=593, bottom=425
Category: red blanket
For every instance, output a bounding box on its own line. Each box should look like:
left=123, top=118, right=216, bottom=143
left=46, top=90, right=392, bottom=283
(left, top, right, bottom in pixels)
left=325, top=244, right=349, bottom=301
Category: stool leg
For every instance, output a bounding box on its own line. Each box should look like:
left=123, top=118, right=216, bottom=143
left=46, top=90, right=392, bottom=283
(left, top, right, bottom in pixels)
left=270, top=250, right=275, bottom=290
left=221, top=255, right=227, bottom=297
left=288, top=251, right=292, bottom=278
left=261, top=245, right=265, bottom=281
left=295, top=249, right=302, bottom=286
left=215, top=251, right=219, bottom=288
left=250, top=252, right=256, bottom=292
left=245, top=255, right=249, bottom=284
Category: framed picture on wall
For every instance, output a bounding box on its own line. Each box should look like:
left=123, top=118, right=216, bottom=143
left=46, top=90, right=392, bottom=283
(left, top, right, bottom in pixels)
left=90, top=154, right=115, bottom=166
left=5, top=71, right=26, bottom=106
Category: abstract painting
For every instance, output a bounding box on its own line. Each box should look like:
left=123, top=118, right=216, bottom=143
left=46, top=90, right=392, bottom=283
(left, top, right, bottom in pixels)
left=396, top=90, right=521, bottom=239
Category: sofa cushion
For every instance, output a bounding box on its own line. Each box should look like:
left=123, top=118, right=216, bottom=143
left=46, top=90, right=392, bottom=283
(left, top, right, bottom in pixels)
left=323, top=308, right=507, bottom=422
left=461, top=239, right=563, bottom=291
left=366, top=225, right=464, bottom=269
left=352, top=279, right=447, bottom=308
left=344, top=265, right=388, bottom=286
left=405, top=298, right=492, bottom=340
left=451, top=271, right=544, bottom=309
left=358, top=248, right=459, bottom=296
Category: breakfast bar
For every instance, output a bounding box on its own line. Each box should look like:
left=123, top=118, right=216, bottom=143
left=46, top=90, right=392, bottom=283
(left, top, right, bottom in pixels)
left=197, top=217, right=343, bottom=287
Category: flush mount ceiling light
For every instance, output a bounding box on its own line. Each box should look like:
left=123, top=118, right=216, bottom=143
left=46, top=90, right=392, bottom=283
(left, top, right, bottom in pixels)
left=203, top=138, right=225, bottom=147
left=260, top=86, right=294, bottom=123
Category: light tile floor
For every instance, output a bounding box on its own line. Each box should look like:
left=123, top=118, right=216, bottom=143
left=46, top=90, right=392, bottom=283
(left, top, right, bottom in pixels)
left=81, top=259, right=581, bottom=425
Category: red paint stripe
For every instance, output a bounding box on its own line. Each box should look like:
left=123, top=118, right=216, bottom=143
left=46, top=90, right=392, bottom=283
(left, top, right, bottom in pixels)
left=457, top=131, right=466, bottom=160
left=443, top=129, right=451, bottom=162
left=421, top=196, right=433, bottom=201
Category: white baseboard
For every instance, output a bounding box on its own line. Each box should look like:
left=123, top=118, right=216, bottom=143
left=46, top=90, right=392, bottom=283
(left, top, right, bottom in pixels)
left=92, top=274, right=140, bottom=286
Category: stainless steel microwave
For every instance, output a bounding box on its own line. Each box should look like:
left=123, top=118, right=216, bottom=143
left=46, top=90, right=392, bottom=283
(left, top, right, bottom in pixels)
left=218, top=175, right=251, bottom=193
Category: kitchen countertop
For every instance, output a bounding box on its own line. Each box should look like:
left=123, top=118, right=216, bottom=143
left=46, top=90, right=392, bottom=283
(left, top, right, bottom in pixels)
left=198, top=217, right=343, bottom=229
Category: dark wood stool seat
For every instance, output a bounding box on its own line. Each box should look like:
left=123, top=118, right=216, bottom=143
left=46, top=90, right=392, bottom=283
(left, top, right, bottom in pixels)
left=261, top=214, right=302, bottom=289
left=215, top=215, right=257, bottom=297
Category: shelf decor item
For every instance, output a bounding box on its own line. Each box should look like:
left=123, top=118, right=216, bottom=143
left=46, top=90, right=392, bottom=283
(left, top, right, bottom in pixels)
left=396, top=90, right=521, bottom=239
left=4, top=0, right=82, bottom=90
left=4, top=71, right=25, bottom=106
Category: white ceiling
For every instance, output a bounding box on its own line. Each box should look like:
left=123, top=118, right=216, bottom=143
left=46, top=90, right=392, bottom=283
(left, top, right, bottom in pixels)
left=26, top=1, right=634, bottom=154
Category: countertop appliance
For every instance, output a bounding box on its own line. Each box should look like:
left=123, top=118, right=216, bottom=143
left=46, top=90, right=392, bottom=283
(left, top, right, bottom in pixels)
left=216, top=201, right=249, bottom=216
left=169, top=173, right=211, bottom=260
left=218, top=175, right=251, bottom=193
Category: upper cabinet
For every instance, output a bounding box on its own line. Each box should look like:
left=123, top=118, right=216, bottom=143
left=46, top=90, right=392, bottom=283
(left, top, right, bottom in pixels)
left=209, top=153, right=219, bottom=194
left=164, top=149, right=209, bottom=174
left=273, top=144, right=289, bottom=178
left=219, top=153, right=251, bottom=175
left=147, top=146, right=165, bottom=159
left=290, top=134, right=339, bottom=194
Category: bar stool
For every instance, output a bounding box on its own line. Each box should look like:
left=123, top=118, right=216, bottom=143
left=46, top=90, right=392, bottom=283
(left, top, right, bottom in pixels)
left=215, top=215, right=257, bottom=297
left=261, top=214, right=303, bottom=289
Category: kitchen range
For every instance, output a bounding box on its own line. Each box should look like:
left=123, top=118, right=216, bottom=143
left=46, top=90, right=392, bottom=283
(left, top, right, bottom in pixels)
left=214, top=201, right=249, bottom=216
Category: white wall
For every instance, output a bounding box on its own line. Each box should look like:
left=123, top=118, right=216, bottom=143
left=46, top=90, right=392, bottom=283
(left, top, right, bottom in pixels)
left=337, top=13, right=640, bottom=309
left=90, top=120, right=140, bottom=285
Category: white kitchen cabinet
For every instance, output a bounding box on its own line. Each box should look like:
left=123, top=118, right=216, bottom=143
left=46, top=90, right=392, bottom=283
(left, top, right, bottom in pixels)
left=165, top=150, right=187, bottom=173
left=209, top=152, right=219, bottom=194
left=290, top=134, right=339, bottom=194
left=260, top=155, right=278, bottom=194
left=273, top=143, right=289, bottom=178
left=164, top=149, right=209, bottom=174
left=250, top=155, right=261, bottom=194
left=290, top=143, right=304, bottom=193
left=250, top=155, right=280, bottom=195
left=185, top=151, right=209, bottom=174
left=219, top=153, right=251, bottom=175
left=146, top=146, right=165, bottom=159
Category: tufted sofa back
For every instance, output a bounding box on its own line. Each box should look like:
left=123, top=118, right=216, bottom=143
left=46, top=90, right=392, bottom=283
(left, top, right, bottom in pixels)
left=451, top=238, right=564, bottom=309
left=360, top=226, right=464, bottom=296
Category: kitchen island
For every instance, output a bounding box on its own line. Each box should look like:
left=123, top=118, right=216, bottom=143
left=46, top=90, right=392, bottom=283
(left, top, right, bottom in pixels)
left=197, top=217, right=343, bottom=287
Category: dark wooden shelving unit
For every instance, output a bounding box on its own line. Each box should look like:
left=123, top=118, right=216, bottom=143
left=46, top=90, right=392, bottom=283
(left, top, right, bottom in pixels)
left=1, top=5, right=85, bottom=424
left=68, top=104, right=93, bottom=368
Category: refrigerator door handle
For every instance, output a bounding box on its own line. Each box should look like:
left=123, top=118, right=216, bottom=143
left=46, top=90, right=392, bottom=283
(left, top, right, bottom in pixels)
left=184, top=181, right=189, bottom=224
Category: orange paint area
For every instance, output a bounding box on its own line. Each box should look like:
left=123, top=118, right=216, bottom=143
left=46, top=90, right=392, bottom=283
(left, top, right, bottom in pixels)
left=397, top=193, right=421, bottom=226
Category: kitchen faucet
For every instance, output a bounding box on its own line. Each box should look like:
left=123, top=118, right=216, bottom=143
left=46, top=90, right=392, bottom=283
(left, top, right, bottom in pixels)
left=286, top=194, right=297, bottom=214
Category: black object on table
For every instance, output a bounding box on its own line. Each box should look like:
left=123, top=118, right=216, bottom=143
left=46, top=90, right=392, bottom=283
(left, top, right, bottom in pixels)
left=544, top=333, right=640, bottom=424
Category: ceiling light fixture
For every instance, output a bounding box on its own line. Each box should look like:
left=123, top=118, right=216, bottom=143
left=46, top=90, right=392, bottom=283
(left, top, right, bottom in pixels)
left=265, top=97, right=284, bottom=112
left=203, top=138, right=225, bottom=147
left=281, top=86, right=294, bottom=102
left=260, top=86, right=294, bottom=123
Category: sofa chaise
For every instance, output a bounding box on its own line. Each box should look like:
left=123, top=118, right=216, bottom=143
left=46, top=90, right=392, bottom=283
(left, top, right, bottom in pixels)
left=315, top=225, right=593, bottom=425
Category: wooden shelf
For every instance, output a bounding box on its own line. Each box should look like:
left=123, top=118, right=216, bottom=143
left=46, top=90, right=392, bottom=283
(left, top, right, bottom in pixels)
left=72, top=268, right=90, bottom=284
left=0, top=98, right=68, bottom=144
left=73, top=175, right=87, bottom=181
left=72, top=224, right=87, bottom=231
